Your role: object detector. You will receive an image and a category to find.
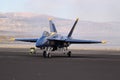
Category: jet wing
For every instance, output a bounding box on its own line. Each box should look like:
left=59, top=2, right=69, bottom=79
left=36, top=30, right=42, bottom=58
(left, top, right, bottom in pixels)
left=66, top=39, right=103, bottom=44
left=48, top=38, right=105, bottom=44
left=15, top=38, right=38, bottom=42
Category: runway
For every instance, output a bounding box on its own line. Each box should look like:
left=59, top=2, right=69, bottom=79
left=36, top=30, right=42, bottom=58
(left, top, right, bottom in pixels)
left=0, top=48, right=120, bottom=80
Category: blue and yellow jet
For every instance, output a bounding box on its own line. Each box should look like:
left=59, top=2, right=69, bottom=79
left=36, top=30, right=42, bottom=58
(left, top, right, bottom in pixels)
left=15, top=18, right=106, bottom=58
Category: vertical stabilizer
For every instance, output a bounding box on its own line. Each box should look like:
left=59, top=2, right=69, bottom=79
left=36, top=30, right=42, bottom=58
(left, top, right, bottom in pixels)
left=49, top=18, right=57, bottom=33
left=68, top=18, right=79, bottom=38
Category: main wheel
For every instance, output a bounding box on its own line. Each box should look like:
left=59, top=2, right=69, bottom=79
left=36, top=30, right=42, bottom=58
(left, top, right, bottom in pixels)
left=67, top=51, right=71, bottom=57
left=47, top=53, right=51, bottom=58
left=43, top=51, right=47, bottom=58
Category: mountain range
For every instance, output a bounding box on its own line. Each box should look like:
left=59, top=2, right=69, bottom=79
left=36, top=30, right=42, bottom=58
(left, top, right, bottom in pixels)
left=0, top=12, right=120, bottom=37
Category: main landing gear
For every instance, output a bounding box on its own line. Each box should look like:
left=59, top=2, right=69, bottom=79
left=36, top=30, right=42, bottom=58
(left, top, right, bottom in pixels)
left=42, top=47, right=72, bottom=58
left=43, top=47, right=52, bottom=58
left=43, top=51, right=51, bottom=58
left=29, top=47, right=72, bottom=58
left=67, top=51, right=71, bottom=57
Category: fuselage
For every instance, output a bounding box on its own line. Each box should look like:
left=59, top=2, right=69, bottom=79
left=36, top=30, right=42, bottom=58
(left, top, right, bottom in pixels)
left=35, top=31, right=70, bottom=50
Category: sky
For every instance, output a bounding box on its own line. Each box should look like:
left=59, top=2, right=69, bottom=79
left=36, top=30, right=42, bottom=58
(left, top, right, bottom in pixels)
left=0, top=0, right=120, bottom=22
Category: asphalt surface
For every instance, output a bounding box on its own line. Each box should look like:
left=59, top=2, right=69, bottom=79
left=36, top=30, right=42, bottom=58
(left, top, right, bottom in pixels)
left=0, top=48, right=120, bottom=80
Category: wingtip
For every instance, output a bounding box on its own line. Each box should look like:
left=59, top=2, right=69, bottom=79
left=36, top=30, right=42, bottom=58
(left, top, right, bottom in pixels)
left=101, top=40, right=107, bottom=44
left=10, top=37, right=15, bottom=41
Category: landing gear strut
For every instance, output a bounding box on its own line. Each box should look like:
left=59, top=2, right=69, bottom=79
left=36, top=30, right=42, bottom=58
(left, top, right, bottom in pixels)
left=43, top=47, right=52, bottom=58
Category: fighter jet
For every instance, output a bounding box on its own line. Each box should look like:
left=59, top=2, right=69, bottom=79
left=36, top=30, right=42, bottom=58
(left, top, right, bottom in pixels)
left=14, top=18, right=106, bottom=58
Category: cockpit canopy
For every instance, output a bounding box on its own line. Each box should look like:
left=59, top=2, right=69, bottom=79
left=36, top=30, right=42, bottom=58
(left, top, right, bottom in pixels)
left=42, top=31, right=50, bottom=37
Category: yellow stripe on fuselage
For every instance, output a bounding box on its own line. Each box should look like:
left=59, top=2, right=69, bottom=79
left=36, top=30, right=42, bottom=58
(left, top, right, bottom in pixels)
left=50, top=32, right=56, bottom=36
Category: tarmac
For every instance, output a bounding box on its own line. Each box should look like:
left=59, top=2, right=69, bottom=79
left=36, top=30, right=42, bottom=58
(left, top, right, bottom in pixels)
left=0, top=48, right=120, bottom=80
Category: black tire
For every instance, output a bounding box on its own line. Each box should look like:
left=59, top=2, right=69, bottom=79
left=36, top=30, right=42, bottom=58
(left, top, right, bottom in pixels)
left=47, top=53, right=51, bottom=58
left=67, top=51, right=71, bottom=57
left=43, top=51, right=47, bottom=58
